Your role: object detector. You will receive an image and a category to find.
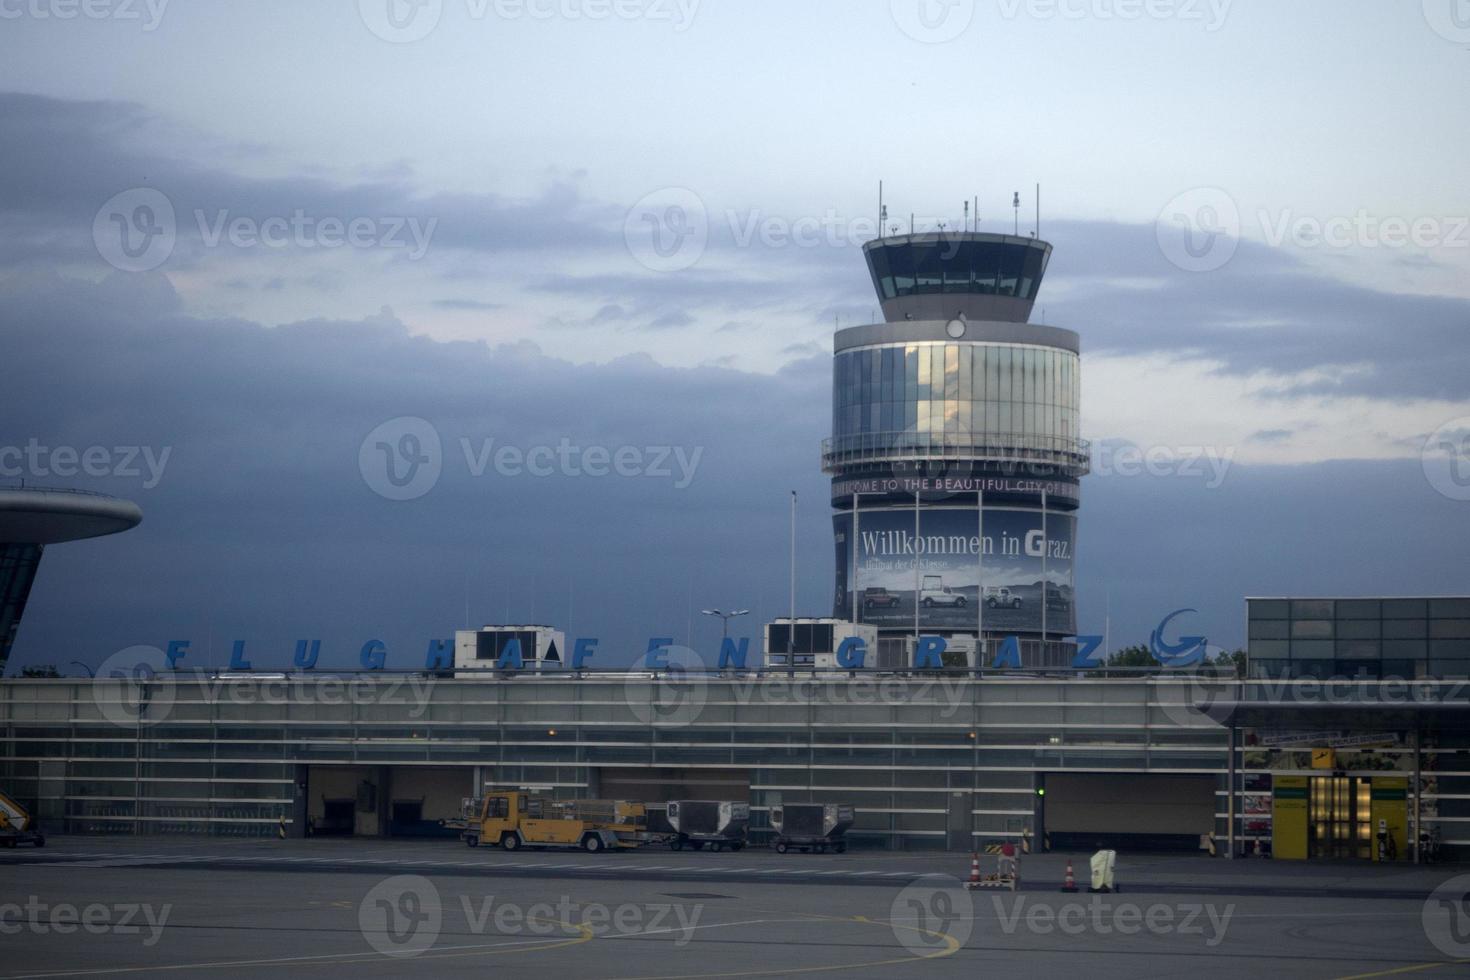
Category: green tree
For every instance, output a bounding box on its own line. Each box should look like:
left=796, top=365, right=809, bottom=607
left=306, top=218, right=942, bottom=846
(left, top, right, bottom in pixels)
left=1105, top=645, right=1160, bottom=667
left=1214, top=648, right=1247, bottom=677
left=20, top=664, right=61, bottom=678
left=1104, top=645, right=1246, bottom=673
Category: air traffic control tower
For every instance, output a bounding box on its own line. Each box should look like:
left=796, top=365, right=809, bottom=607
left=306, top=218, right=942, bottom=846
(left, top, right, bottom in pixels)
left=822, top=229, right=1088, bottom=668
left=0, top=487, right=142, bottom=673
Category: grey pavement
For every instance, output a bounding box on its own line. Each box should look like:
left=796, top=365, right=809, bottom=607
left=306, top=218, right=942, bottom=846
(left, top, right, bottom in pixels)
left=2, top=835, right=1468, bottom=978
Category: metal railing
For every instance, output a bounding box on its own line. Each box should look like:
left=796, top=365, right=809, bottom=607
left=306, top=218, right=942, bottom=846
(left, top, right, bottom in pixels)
left=821, top=431, right=1091, bottom=475
left=0, top=483, right=117, bottom=498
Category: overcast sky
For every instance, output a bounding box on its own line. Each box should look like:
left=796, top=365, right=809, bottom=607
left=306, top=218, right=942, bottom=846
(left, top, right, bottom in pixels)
left=2, top=1, right=1468, bottom=671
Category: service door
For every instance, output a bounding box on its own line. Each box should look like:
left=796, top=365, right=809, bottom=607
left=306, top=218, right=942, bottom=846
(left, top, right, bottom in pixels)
left=946, top=792, right=971, bottom=851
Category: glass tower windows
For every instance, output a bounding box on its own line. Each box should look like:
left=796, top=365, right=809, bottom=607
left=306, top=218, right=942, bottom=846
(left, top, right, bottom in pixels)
left=830, top=342, right=1081, bottom=450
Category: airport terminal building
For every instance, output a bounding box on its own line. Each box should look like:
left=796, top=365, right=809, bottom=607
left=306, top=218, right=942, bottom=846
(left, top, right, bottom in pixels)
left=2, top=631, right=1467, bottom=861
left=2, top=669, right=1238, bottom=849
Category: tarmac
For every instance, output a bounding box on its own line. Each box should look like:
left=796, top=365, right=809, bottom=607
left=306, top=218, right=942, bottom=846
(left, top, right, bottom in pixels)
left=3, top=835, right=1469, bottom=978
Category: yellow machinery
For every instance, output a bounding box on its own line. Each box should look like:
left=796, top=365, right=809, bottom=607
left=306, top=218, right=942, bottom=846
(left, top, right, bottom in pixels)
left=448, top=791, right=649, bottom=852
left=1, top=789, right=45, bottom=848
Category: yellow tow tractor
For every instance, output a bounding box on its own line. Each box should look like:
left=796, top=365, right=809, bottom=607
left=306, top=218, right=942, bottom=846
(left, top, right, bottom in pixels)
left=1, top=789, right=45, bottom=848
left=448, top=791, right=650, bottom=853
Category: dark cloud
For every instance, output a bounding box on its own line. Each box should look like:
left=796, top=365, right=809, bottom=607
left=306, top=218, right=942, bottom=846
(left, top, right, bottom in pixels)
left=9, top=90, right=1465, bottom=406
left=1078, top=457, right=1470, bottom=653
left=1040, top=219, right=1470, bottom=402
left=1, top=272, right=831, bottom=670
left=647, top=310, right=695, bottom=330
left=782, top=341, right=824, bottom=357
left=530, top=271, right=805, bottom=309
left=432, top=298, right=503, bottom=311
left=0, top=92, right=619, bottom=272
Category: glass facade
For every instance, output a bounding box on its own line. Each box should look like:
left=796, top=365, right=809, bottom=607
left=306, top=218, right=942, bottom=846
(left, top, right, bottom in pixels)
left=831, top=342, right=1080, bottom=453
left=865, top=239, right=1050, bottom=301
left=1247, top=597, right=1470, bottom=679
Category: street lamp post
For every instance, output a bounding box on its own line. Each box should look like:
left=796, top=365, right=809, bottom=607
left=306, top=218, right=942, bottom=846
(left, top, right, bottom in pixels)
left=701, top=608, right=750, bottom=643
left=790, top=490, right=797, bottom=678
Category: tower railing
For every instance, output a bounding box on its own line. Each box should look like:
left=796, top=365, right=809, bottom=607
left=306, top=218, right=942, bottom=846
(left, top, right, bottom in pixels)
left=0, top=484, right=119, bottom=498
left=821, top=430, right=1091, bottom=476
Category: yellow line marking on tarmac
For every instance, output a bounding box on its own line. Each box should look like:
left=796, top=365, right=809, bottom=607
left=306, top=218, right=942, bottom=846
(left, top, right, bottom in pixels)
left=604, top=917, right=779, bottom=940
left=1331, top=959, right=1470, bottom=980
left=603, top=913, right=962, bottom=980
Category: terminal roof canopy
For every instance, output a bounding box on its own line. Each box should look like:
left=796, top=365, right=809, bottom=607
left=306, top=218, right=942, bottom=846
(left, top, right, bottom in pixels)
left=1205, top=699, right=1470, bottom=733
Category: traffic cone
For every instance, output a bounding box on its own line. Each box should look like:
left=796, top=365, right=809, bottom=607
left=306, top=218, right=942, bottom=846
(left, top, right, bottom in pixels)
left=968, top=852, right=982, bottom=886
left=1060, top=859, right=1079, bottom=893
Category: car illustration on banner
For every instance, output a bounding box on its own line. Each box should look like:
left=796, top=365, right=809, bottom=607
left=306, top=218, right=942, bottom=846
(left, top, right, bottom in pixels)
left=862, top=587, right=902, bottom=609
left=920, top=574, right=967, bottom=608
left=985, top=586, right=1023, bottom=609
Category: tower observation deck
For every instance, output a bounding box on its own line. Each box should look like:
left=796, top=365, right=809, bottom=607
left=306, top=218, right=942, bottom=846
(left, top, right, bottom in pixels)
left=823, top=231, right=1088, bottom=668
left=0, top=487, right=142, bottom=673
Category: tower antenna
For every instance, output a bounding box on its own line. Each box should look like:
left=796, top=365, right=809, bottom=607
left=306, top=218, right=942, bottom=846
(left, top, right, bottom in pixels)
left=963, top=200, right=969, bottom=233
left=1012, top=192, right=1020, bottom=236
left=878, top=180, right=884, bottom=239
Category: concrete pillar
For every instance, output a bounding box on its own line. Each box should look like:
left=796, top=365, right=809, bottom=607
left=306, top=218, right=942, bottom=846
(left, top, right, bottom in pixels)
left=376, top=765, right=393, bottom=838
left=1412, top=728, right=1422, bottom=865
left=1033, top=772, right=1046, bottom=851
left=290, top=764, right=309, bottom=839
left=1227, top=723, right=1237, bottom=860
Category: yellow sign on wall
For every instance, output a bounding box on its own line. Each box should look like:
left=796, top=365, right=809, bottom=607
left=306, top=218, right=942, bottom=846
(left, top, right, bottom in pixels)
left=1272, top=776, right=1309, bottom=860
left=1311, top=748, right=1336, bottom=770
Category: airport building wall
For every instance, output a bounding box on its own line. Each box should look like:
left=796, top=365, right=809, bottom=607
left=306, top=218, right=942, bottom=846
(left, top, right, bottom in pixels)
left=4, top=674, right=1466, bottom=856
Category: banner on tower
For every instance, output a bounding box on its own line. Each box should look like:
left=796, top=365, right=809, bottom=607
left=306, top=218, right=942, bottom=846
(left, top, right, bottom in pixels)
left=832, top=506, right=1076, bottom=635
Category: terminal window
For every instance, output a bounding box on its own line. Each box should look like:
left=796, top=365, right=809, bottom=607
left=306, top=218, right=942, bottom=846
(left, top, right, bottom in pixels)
left=1247, top=598, right=1470, bottom=679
